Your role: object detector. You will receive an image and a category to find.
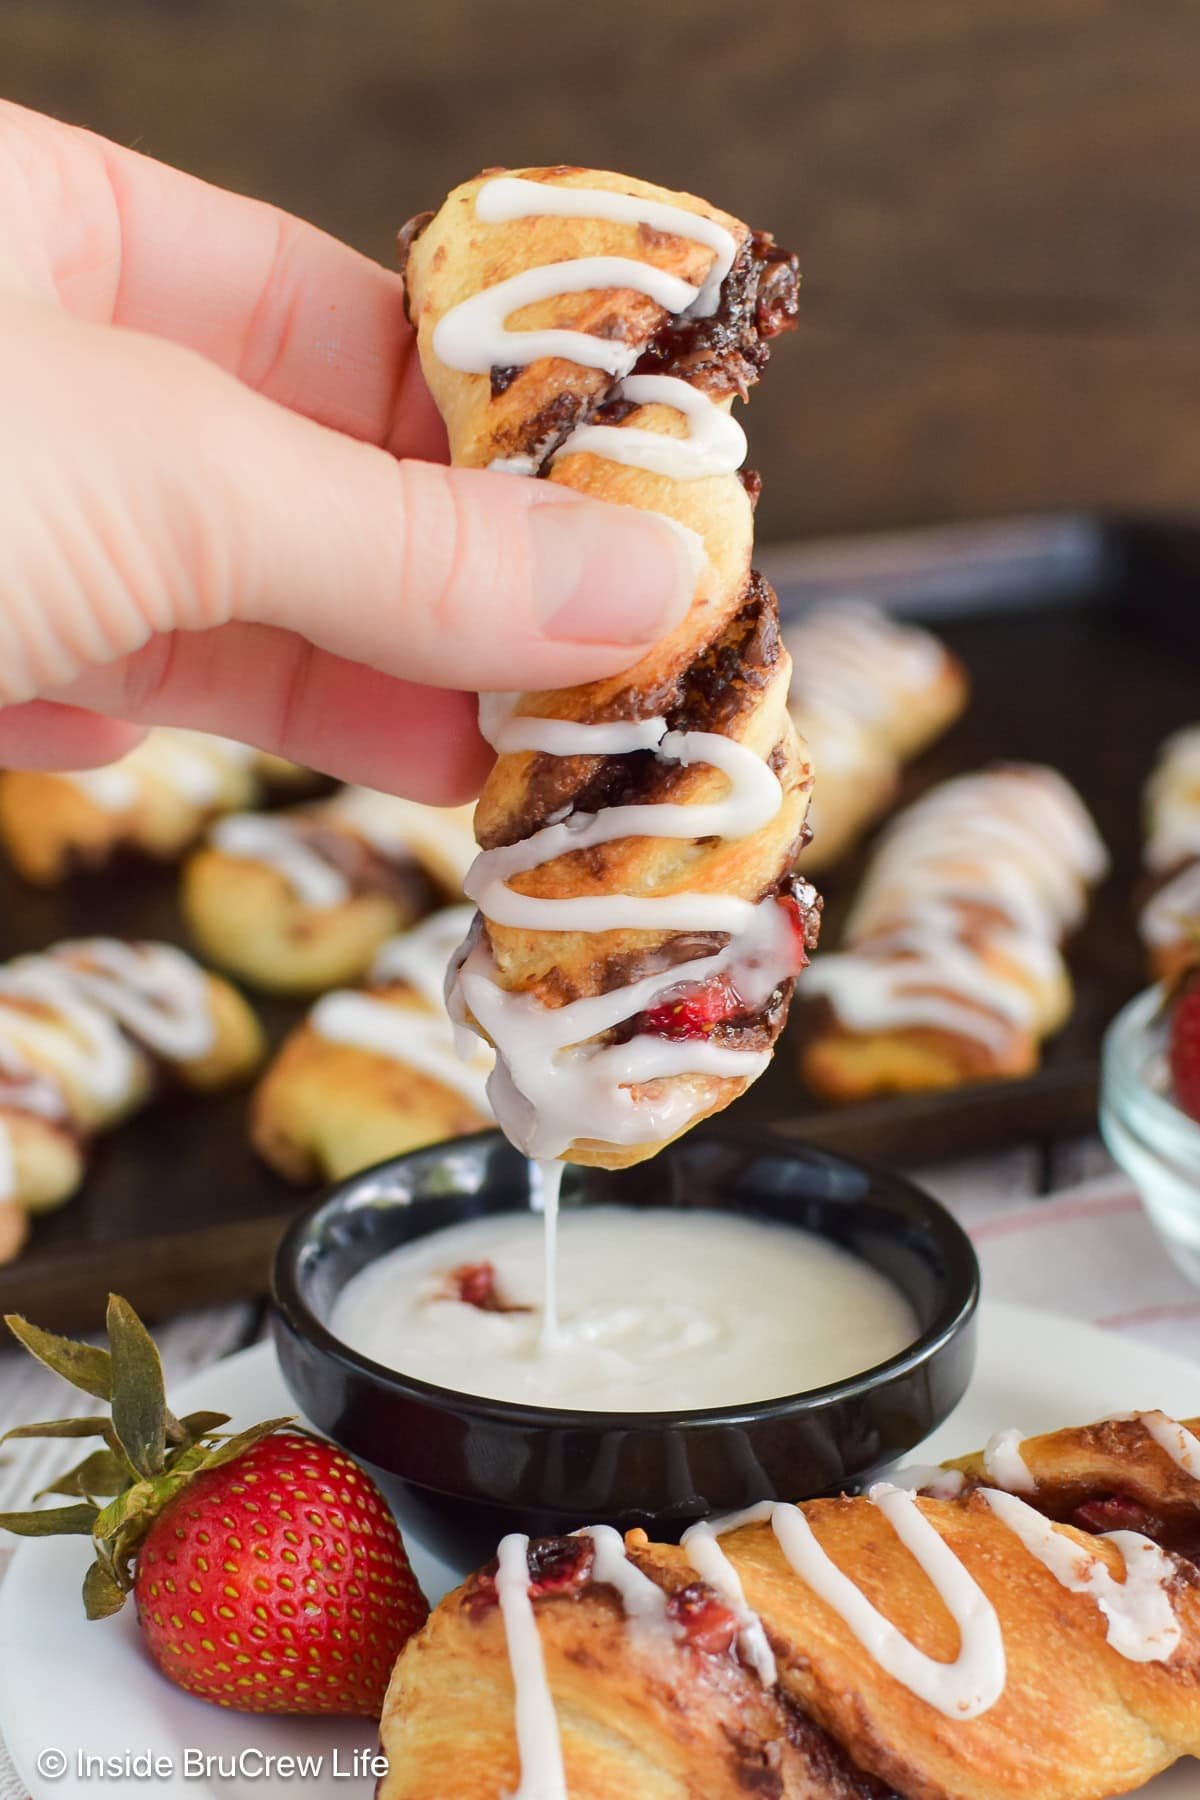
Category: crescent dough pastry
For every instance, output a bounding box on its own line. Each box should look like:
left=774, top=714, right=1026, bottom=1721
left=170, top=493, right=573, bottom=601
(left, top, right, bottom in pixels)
left=403, top=167, right=818, bottom=1170
left=380, top=1411, right=1200, bottom=1800
left=0, top=728, right=317, bottom=884
left=797, top=764, right=1107, bottom=1099
left=251, top=909, right=492, bottom=1183
left=784, top=602, right=968, bottom=874
left=182, top=788, right=476, bottom=994
left=0, top=939, right=263, bottom=1262
left=1139, top=725, right=1200, bottom=982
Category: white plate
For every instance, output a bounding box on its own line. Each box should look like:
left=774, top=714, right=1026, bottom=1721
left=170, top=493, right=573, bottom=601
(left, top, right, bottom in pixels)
left=1, top=1300, right=1197, bottom=1799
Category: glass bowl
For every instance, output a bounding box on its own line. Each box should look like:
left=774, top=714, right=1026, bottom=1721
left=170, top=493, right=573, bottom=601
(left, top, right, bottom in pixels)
left=1100, top=984, right=1200, bottom=1285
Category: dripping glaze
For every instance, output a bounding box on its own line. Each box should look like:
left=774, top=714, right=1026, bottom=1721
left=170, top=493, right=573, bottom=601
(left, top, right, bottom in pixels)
left=435, top=175, right=806, bottom=1163
left=489, top=1422, right=1195, bottom=1793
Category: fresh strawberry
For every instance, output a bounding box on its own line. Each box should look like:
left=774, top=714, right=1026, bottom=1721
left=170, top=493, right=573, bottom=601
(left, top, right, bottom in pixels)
left=640, top=977, right=746, bottom=1040
left=0, top=1297, right=427, bottom=1717
left=1169, top=970, right=1200, bottom=1125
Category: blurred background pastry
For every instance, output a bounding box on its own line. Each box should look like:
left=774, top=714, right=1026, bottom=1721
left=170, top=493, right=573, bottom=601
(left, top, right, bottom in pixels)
left=0, top=728, right=318, bottom=884
left=784, top=602, right=967, bottom=872
left=251, top=908, right=492, bottom=1183
left=1139, top=726, right=1200, bottom=981
left=797, top=764, right=1107, bottom=1098
left=0, top=938, right=263, bottom=1262
left=182, top=788, right=477, bottom=994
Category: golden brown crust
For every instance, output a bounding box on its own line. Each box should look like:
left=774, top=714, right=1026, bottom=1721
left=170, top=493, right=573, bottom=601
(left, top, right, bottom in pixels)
left=382, top=1414, right=1200, bottom=1800
left=0, top=952, right=263, bottom=1258
left=405, top=168, right=811, bottom=1169
left=251, top=985, right=490, bottom=1184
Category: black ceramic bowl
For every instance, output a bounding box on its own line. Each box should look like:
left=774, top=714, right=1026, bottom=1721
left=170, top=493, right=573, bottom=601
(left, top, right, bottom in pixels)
left=272, top=1125, right=978, bottom=1569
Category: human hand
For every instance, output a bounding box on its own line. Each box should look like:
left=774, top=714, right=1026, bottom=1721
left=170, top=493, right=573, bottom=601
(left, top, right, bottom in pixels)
left=0, top=103, right=698, bottom=800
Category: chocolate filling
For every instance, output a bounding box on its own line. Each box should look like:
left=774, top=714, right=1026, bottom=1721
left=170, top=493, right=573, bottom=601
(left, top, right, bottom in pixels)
left=479, top=572, right=784, bottom=850
left=291, top=823, right=441, bottom=914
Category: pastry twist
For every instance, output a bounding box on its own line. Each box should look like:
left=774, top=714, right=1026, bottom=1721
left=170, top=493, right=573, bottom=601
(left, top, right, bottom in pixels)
left=798, top=764, right=1107, bottom=1098
left=182, top=788, right=476, bottom=994
left=0, top=939, right=263, bottom=1261
left=1139, top=725, right=1200, bottom=981
left=402, top=168, right=817, bottom=1170
left=784, top=602, right=968, bottom=873
left=380, top=1411, right=1200, bottom=1800
left=251, top=908, right=492, bottom=1183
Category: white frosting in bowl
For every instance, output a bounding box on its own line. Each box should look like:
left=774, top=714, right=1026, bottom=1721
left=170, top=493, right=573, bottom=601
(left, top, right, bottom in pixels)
left=328, top=1205, right=918, bottom=1413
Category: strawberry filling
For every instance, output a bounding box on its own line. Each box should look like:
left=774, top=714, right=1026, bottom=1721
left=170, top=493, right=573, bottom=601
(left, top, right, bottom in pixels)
left=667, top=1582, right=740, bottom=1655
left=1072, top=1494, right=1153, bottom=1536
left=635, top=885, right=816, bottom=1042
left=443, top=1260, right=529, bottom=1314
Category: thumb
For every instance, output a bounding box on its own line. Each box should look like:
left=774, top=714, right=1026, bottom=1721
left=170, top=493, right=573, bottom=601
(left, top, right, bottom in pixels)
left=0, top=299, right=701, bottom=707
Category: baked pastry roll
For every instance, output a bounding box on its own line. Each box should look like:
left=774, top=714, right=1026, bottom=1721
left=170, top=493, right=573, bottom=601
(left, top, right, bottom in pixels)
left=182, top=787, right=476, bottom=994
left=784, top=602, right=967, bottom=873
left=380, top=1410, right=1200, bottom=1800
left=402, top=167, right=818, bottom=1171
left=251, top=908, right=492, bottom=1184
left=797, top=765, right=1107, bottom=1098
left=1139, top=725, right=1200, bottom=981
left=0, top=939, right=263, bottom=1262
left=0, top=728, right=317, bottom=884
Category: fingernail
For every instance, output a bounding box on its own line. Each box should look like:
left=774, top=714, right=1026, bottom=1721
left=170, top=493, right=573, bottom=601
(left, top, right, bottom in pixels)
left=531, top=500, right=703, bottom=643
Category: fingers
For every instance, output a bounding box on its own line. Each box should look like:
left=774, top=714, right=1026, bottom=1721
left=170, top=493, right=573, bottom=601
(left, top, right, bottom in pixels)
left=1, top=300, right=701, bottom=709
left=49, top=624, right=491, bottom=803
left=0, top=702, right=145, bottom=770
left=0, top=99, right=444, bottom=460
left=240, top=453, right=702, bottom=693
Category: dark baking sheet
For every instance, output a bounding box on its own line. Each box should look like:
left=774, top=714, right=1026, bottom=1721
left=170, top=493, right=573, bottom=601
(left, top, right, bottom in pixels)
left=0, top=515, right=1195, bottom=1328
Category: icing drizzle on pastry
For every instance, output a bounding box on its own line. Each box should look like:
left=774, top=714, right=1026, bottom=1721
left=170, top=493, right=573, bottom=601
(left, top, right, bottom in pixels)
left=804, top=765, right=1107, bottom=1053
left=435, top=176, right=805, bottom=1162
left=0, top=941, right=218, bottom=1200
left=311, top=910, right=493, bottom=1118
left=494, top=1420, right=1195, bottom=1791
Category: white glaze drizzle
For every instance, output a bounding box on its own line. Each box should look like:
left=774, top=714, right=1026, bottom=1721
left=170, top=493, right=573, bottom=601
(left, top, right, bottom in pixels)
left=982, top=1429, right=1037, bottom=1494
left=978, top=1490, right=1180, bottom=1662
left=810, top=765, right=1106, bottom=1051
left=0, top=940, right=218, bottom=1199
left=325, top=788, right=478, bottom=888
left=61, top=730, right=257, bottom=813
left=312, top=910, right=492, bottom=1117
left=680, top=1518, right=778, bottom=1686
left=532, top=1158, right=565, bottom=1351
left=1137, top=1410, right=1200, bottom=1479
left=1141, top=861, right=1200, bottom=949
left=553, top=374, right=747, bottom=482
left=1144, top=726, right=1200, bottom=872
left=210, top=814, right=350, bottom=908
left=455, top=893, right=800, bottom=1160
left=889, top=1464, right=967, bottom=1500
left=438, top=176, right=799, bottom=1159
left=495, top=1533, right=567, bottom=1800
left=474, top=175, right=737, bottom=314
left=786, top=601, right=947, bottom=729
left=772, top=1485, right=1006, bottom=1719
left=580, top=1524, right=672, bottom=1630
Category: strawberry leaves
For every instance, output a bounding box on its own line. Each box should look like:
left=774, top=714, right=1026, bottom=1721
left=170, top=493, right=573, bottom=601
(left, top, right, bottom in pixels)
left=0, top=1296, right=291, bottom=1618
left=3, top=1315, right=113, bottom=1401
left=106, top=1296, right=167, bottom=1480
